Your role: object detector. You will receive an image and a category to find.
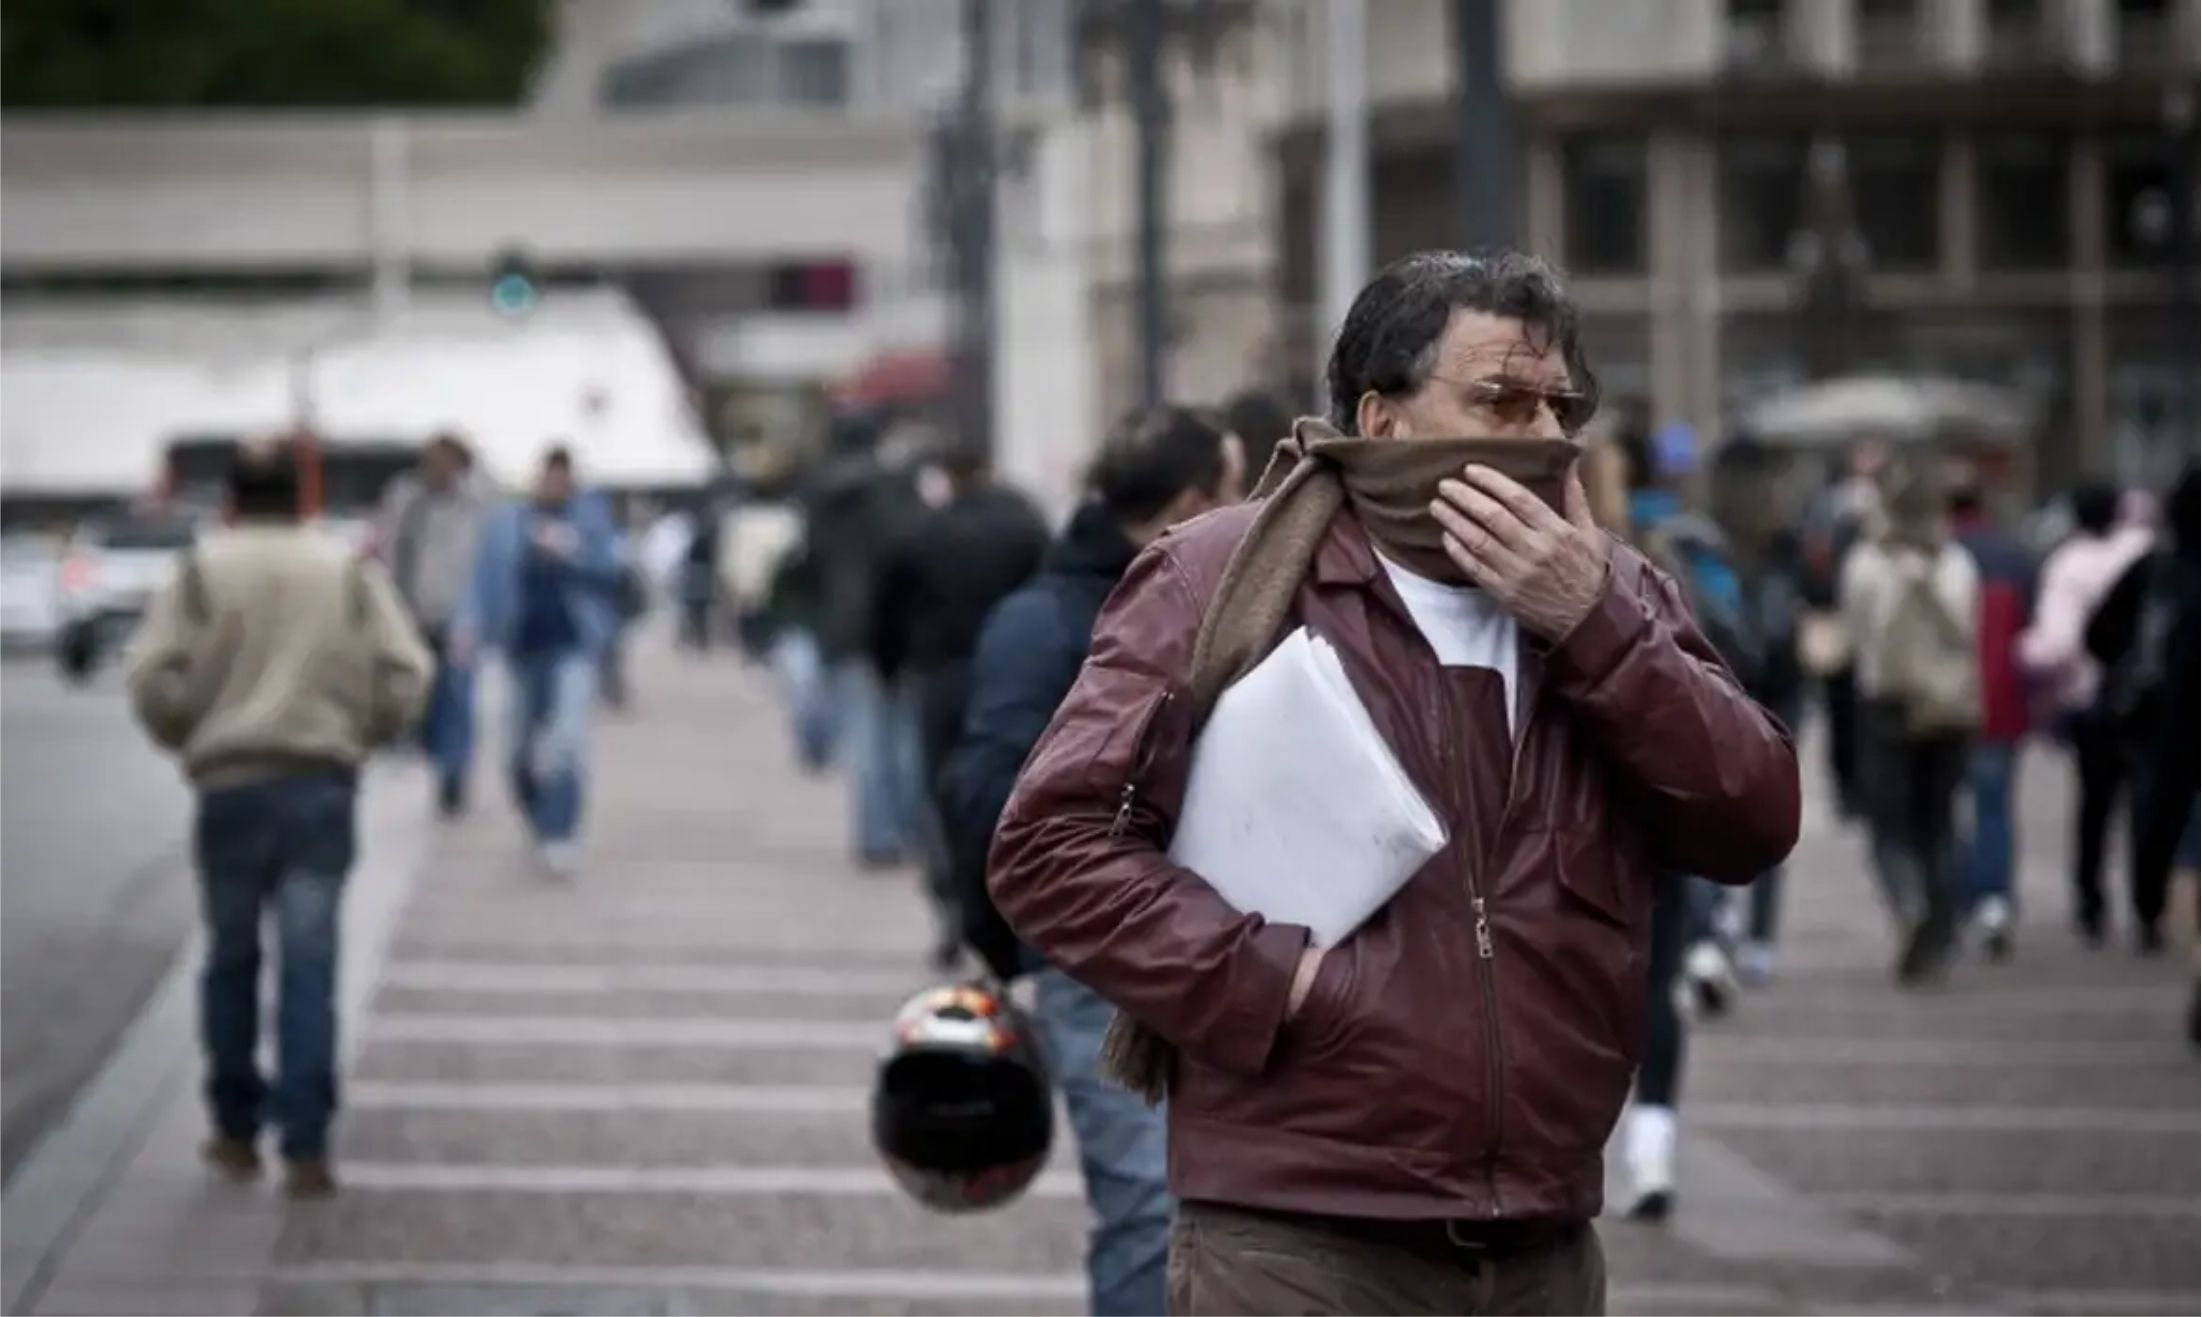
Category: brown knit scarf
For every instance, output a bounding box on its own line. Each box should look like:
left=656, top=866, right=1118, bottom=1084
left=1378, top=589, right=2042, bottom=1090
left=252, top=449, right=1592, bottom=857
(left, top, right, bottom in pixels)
left=1098, top=418, right=1579, bottom=1101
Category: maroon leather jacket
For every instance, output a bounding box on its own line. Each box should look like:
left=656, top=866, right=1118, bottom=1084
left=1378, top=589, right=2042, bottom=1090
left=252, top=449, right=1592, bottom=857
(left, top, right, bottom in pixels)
left=989, top=503, right=1799, bottom=1223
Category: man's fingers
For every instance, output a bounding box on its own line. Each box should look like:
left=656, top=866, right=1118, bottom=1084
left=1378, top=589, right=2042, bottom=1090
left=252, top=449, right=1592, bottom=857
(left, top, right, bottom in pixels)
left=1562, top=465, right=1599, bottom=533
left=1436, top=478, right=1539, bottom=555
left=1431, top=499, right=1524, bottom=576
left=1463, top=465, right=1565, bottom=534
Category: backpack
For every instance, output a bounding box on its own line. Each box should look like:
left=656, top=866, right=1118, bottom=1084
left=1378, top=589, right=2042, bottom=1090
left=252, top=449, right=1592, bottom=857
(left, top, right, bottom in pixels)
left=1872, top=552, right=1980, bottom=737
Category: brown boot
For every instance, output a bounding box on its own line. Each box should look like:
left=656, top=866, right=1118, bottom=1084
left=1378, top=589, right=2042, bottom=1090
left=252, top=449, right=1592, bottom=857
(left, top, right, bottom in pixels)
left=200, top=1134, right=262, bottom=1182
left=283, top=1158, right=338, bottom=1200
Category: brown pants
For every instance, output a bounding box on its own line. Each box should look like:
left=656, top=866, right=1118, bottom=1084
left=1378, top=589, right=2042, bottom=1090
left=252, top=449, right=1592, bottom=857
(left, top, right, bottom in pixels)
left=1167, top=1202, right=1606, bottom=1316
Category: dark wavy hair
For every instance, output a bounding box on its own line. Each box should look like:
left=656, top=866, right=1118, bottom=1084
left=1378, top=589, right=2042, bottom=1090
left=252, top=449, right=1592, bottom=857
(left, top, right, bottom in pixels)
left=1325, top=249, right=1598, bottom=436
left=1087, top=404, right=1230, bottom=524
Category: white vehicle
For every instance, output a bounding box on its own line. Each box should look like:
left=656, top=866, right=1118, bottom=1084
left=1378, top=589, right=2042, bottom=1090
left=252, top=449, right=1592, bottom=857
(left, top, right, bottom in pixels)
left=54, top=514, right=198, bottom=683
left=0, top=534, right=63, bottom=651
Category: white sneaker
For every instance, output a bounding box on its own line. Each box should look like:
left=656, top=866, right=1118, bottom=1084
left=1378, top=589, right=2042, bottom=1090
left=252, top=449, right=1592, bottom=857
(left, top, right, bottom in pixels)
left=1973, top=896, right=2015, bottom=961
left=1737, top=940, right=1777, bottom=989
left=1684, top=940, right=1739, bottom=1020
left=1624, top=1104, right=1677, bottom=1221
left=537, top=841, right=580, bottom=882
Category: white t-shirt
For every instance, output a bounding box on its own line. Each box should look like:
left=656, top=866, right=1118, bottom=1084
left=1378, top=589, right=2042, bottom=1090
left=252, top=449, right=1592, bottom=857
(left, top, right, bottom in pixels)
left=1377, top=556, right=1521, bottom=735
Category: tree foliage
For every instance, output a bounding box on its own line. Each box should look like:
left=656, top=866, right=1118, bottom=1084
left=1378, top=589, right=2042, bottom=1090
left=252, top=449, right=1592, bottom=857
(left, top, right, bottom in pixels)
left=2, top=0, right=554, bottom=108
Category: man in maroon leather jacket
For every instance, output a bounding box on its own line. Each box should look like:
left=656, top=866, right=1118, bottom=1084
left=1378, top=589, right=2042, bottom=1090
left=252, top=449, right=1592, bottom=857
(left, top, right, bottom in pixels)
left=988, top=251, right=1799, bottom=1316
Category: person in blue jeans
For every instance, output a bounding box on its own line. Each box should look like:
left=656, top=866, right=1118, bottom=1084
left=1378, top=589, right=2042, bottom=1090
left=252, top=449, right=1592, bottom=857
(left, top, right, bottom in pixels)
left=456, top=447, right=624, bottom=879
left=939, top=405, right=1245, bottom=1314
left=1953, top=478, right=2036, bottom=958
left=129, top=445, right=430, bottom=1195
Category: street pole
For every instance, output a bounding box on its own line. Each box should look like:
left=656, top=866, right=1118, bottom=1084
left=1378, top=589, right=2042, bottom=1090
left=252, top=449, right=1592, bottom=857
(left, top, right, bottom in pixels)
left=954, top=0, right=997, bottom=458
left=1319, top=0, right=1370, bottom=416
left=1130, top=0, right=1169, bottom=408
left=1452, top=0, right=1516, bottom=249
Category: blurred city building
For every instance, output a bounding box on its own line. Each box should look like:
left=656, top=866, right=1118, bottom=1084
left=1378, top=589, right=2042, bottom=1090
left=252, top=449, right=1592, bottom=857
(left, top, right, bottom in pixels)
left=3, top=0, right=2194, bottom=517
left=1262, top=0, right=2199, bottom=492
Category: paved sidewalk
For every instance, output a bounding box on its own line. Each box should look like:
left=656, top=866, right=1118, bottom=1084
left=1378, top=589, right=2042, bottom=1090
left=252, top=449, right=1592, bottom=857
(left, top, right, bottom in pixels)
left=7, top=640, right=2195, bottom=1315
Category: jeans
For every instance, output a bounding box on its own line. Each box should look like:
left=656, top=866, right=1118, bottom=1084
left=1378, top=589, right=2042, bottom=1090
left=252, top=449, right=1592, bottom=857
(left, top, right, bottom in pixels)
left=1033, top=968, right=1173, bottom=1316
left=1967, top=741, right=2020, bottom=907
left=508, top=649, right=596, bottom=843
left=194, top=772, right=356, bottom=1160
left=1638, top=875, right=1721, bottom=1109
left=770, top=628, right=836, bottom=771
left=422, top=626, right=477, bottom=795
left=834, top=660, right=923, bottom=862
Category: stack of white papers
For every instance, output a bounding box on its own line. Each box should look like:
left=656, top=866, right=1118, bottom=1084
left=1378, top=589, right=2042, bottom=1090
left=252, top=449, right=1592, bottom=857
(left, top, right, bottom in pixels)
left=1168, top=628, right=1448, bottom=948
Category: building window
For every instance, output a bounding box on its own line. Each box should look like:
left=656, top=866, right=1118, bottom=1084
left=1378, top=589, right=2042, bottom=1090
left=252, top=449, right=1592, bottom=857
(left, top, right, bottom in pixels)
left=2117, top=0, right=2174, bottom=69
left=768, top=260, right=859, bottom=313
left=1978, top=132, right=2070, bottom=268
left=1856, top=0, right=1922, bottom=68
left=2105, top=131, right=2192, bottom=265
left=1562, top=134, right=1649, bottom=274
left=602, top=35, right=767, bottom=108
left=1986, top=0, right=2050, bottom=67
left=1849, top=134, right=1940, bottom=270
left=1719, top=135, right=1808, bottom=271
left=1723, top=0, right=1789, bottom=69
left=777, top=38, right=849, bottom=106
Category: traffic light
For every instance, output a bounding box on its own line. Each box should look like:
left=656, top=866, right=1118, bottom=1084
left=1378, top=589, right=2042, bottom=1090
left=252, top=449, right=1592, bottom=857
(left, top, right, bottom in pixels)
left=489, top=248, right=539, bottom=318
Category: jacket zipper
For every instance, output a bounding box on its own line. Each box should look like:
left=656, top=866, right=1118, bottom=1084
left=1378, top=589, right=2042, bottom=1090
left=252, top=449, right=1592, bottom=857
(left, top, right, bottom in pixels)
left=1432, top=686, right=1508, bottom=1218
left=1108, top=690, right=1174, bottom=838
left=1479, top=687, right=1540, bottom=1217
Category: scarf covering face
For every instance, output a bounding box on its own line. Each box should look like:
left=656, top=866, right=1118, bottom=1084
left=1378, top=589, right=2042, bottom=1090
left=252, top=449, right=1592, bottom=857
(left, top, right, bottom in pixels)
left=1099, top=416, right=1579, bottom=1100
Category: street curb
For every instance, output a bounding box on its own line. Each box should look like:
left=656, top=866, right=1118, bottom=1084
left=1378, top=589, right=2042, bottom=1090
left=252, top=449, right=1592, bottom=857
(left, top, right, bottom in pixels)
left=1, top=759, right=432, bottom=1315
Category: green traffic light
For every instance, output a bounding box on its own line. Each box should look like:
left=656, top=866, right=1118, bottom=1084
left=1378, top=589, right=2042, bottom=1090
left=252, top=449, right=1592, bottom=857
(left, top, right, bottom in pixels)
left=490, top=272, right=538, bottom=315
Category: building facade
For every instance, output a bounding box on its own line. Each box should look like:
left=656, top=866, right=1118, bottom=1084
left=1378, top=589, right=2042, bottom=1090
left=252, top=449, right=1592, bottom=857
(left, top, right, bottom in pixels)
left=1264, top=0, right=2199, bottom=493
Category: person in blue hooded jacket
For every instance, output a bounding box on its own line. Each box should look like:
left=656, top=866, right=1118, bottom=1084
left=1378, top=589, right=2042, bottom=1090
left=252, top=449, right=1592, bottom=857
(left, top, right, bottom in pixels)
left=454, top=446, right=625, bottom=879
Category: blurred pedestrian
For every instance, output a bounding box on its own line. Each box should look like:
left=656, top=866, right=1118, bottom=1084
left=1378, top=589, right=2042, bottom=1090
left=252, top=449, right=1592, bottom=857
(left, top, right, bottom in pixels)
left=677, top=494, right=721, bottom=653
left=1609, top=423, right=1797, bottom=1221
left=1800, top=439, right=1888, bottom=821
left=1949, top=475, right=2035, bottom=959
left=2019, top=480, right=2156, bottom=945
left=801, top=413, right=927, bottom=868
left=1614, top=421, right=1744, bottom=1018
left=2084, top=464, right=2199, bottom=957
left=941, top=404, right=1244, bottom=1317
left=127, top=444, right=430, bottom=1197
left=873, top=442, right=1048, bottom=971
left=1221, top=388, right=1293, bottom=456
left=990, top=251, right=1799, bottom=1316
left=456, top=447, right=625, bottom=880
left=1841, top=455, right=1980, bottom=984
left=377, top=432, right=488, bottom=818
left=763, top=539, right=835, bottom=772
left=597, top=497, right=647, bottom=711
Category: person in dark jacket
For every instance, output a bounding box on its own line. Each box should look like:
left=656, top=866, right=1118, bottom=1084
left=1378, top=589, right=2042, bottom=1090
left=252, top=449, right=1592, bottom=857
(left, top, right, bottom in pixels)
left=872, top=443, right=1048, bottom=967
left=939, top=405, right=1243, bottom=1317
left=989, top=251, right=1799, bottom=1315
left=800, top=413, right=927, bottom=866
left=2086, top=463, right=2200, bottom=957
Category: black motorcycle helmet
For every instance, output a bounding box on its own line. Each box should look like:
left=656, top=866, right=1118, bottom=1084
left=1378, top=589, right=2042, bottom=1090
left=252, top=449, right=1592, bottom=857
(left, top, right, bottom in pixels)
left=872, top=982, right=1054, bottom=1213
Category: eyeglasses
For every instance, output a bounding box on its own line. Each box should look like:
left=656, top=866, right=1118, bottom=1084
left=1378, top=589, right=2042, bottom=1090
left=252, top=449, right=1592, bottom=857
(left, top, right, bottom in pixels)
left=1430, top=376, right=1596, bottom=437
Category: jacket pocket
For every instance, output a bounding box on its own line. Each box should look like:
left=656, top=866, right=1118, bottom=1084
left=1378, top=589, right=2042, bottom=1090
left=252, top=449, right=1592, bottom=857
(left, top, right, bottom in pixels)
left=1057, top=664, right=1175, bottom=813
left=1280, top=935, right=1359, bottom=1060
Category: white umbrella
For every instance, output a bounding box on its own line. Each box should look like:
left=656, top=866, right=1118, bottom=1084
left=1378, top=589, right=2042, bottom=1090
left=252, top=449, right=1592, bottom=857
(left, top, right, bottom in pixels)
left=1744, top=375, right=2030, bottom=449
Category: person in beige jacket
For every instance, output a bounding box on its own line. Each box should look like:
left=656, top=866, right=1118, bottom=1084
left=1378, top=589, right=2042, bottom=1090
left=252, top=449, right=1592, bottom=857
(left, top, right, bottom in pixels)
left=128, top=446, right=430, bottom=1197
